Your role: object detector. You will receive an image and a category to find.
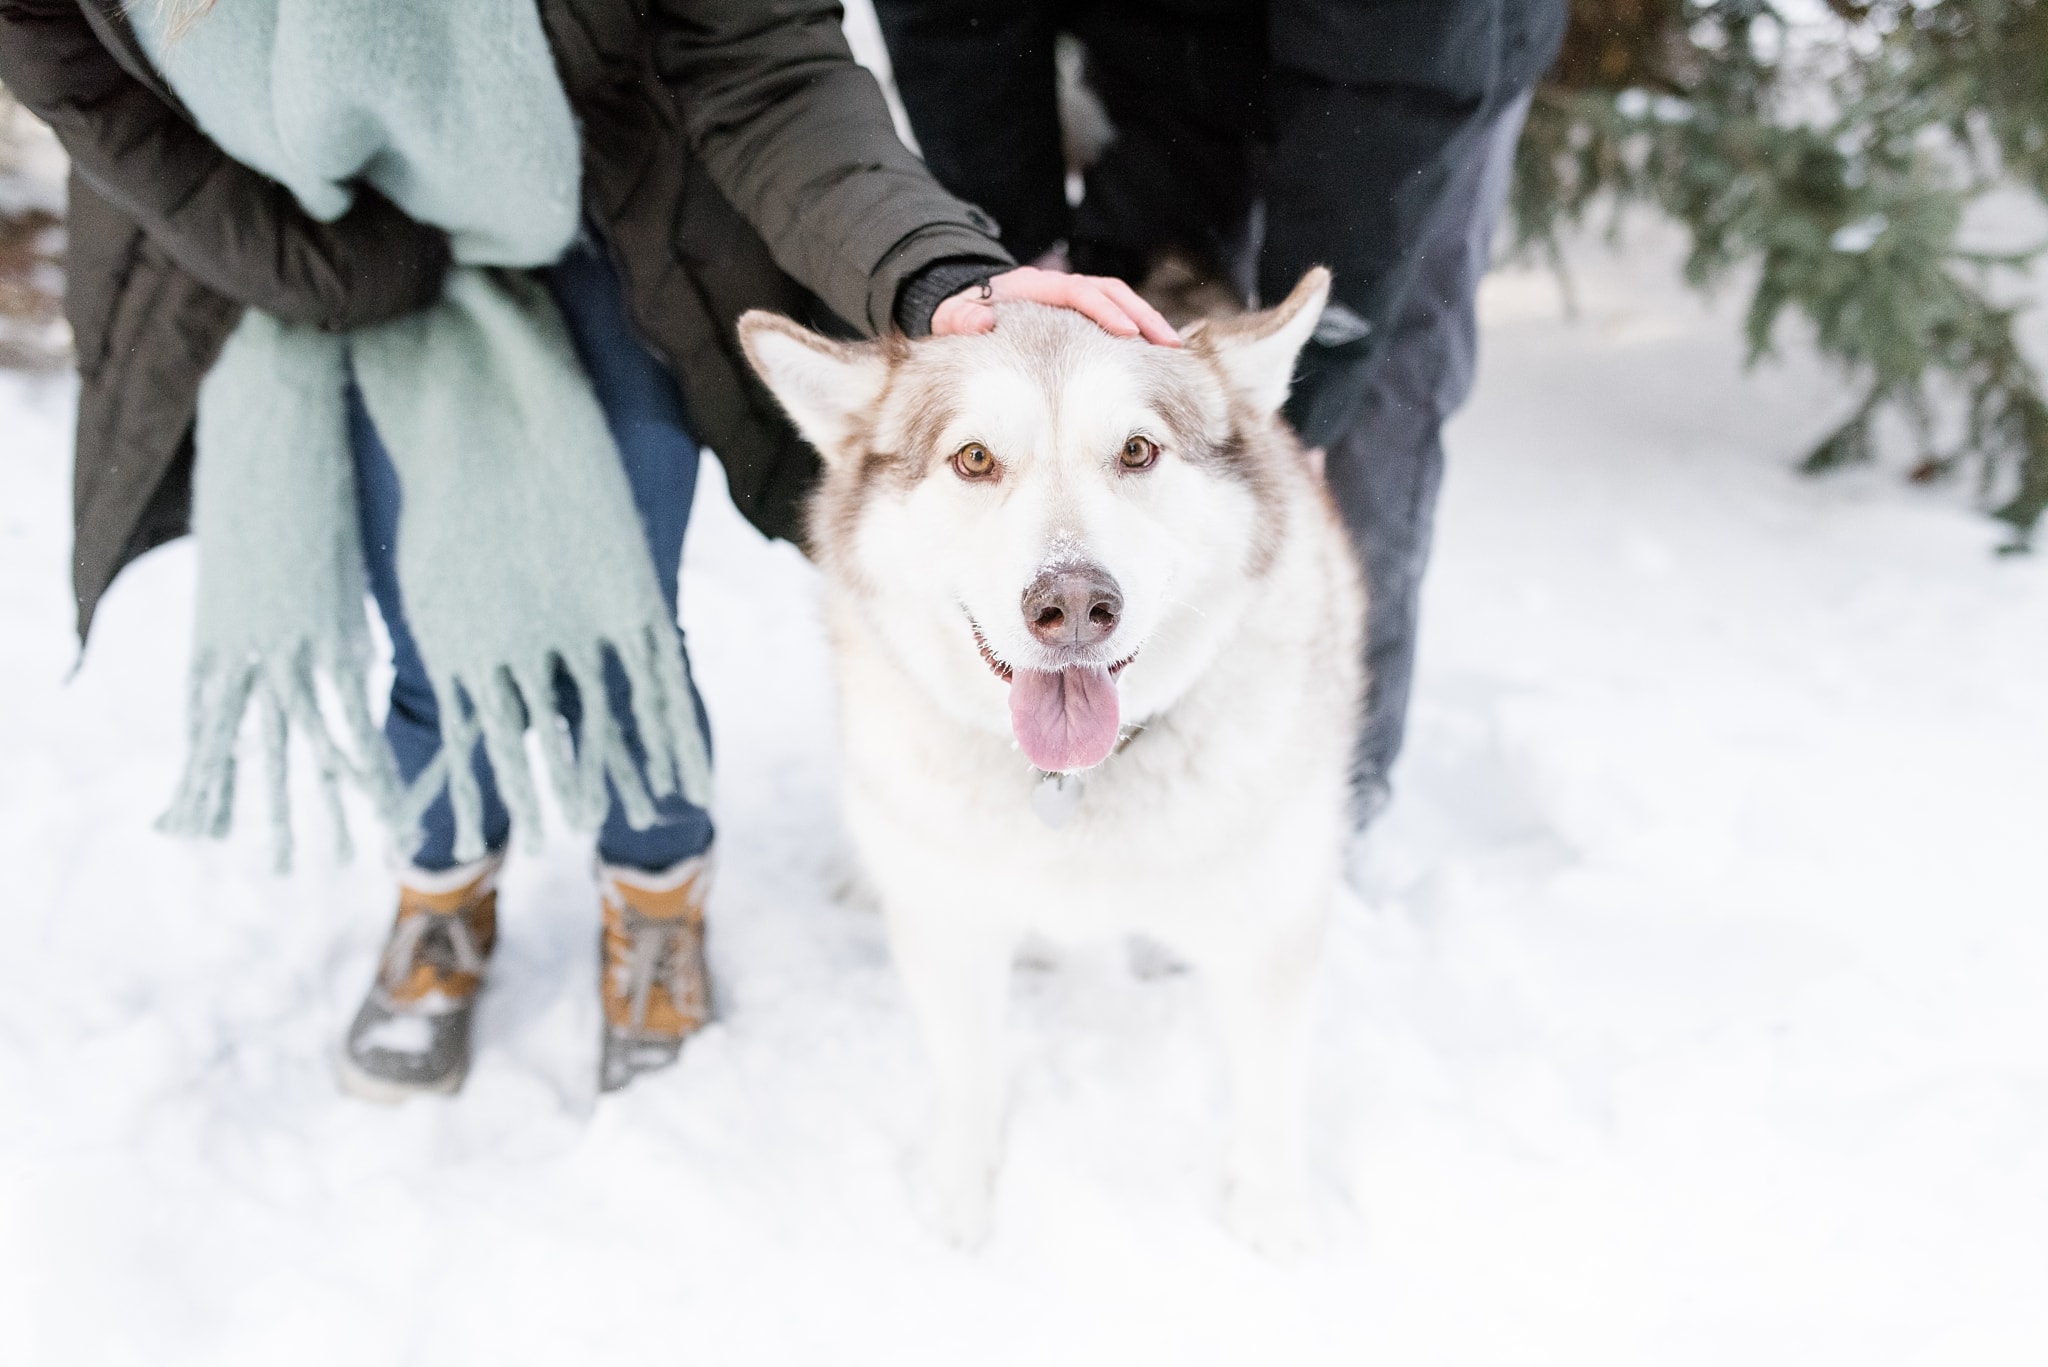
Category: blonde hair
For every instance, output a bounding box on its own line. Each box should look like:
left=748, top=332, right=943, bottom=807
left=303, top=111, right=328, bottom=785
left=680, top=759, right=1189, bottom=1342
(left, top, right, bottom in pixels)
left=150, top=0, right=219, bottom=41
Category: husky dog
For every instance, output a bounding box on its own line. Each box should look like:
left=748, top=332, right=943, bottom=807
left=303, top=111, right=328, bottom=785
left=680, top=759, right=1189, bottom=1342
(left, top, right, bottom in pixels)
left=739, top=269, right=1363, bottom=1254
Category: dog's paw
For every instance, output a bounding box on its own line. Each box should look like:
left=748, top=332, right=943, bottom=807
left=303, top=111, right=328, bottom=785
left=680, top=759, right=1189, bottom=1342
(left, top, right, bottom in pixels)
left=913, top=1148, right=997, bottom=1250
left=1221, top=1176, right=1316, bottom=1260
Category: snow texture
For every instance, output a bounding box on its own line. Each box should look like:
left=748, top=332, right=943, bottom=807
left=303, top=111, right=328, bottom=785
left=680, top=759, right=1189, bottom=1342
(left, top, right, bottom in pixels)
left=4, top=30, right=2048, bottom=1366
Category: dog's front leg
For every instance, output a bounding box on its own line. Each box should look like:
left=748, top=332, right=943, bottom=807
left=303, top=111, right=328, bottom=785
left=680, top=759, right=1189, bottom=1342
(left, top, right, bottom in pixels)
left=1192, top=911, right=1328, bottom=1258
left=884, top=894, right=1015, bottom=1249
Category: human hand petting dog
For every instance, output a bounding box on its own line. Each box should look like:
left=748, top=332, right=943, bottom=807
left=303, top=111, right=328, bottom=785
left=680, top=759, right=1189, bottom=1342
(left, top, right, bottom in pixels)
left=931, top=266, right=1182, bottom=346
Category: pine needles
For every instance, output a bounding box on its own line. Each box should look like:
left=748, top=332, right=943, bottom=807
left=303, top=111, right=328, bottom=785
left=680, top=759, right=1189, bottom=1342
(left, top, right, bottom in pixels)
left=1516, top=0, right=2048, bottom=549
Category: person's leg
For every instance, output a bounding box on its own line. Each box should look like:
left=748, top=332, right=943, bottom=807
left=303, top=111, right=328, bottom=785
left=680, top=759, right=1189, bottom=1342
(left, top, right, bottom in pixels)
left=350, top=381, right=512, bottom=869
left=874, top=0, right=1072, bottom=265
left=544, top=235, right=719, bottom=1091
left=1065, top=3, right=1265, bottom=288
left=541, top=235, right=715, bottom=873
left=1322, top=94, right=1529, bottom=824
left=341, top=378, right=510, bottom=1103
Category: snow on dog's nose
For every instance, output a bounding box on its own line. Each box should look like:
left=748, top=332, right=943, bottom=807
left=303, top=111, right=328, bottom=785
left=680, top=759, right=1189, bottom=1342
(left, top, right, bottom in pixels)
left=1010, top=562, right=1126, bottom=773
left=1021, top=564, right=1122, bottom=650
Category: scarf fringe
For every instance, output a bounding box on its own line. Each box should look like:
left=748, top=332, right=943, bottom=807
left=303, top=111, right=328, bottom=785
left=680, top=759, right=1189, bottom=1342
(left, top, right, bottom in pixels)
left=406, top=623, right=713, bottom=865
left=159, top=625, right=712, bottom=871
left=158, top=642, right=404, bottom=872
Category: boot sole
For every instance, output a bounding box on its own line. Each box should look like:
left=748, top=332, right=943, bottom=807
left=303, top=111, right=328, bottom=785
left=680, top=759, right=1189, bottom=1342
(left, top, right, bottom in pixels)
left=332, top=1044, right=467, bottom=1105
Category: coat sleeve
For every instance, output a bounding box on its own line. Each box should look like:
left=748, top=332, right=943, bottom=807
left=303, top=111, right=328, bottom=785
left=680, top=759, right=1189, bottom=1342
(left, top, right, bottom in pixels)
left=0, top=0, right=447, bottom=330
left=645, top=0, right=1009, bottom=336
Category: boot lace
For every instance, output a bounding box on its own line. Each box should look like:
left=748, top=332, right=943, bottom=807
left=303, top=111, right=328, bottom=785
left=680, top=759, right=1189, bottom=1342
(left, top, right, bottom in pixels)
left=378, top=895, right=489, bottom=1002
left=615, top=906, right=705, bottom=1033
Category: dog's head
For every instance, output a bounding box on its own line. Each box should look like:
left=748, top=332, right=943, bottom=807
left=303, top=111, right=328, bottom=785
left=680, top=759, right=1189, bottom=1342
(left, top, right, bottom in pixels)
left=739, top=269, right=1329, bottom=773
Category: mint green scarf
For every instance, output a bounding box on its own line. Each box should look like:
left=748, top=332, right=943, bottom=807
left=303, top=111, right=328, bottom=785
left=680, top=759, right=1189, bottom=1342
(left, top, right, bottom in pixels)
left=140, top=0, right=712, bottom=867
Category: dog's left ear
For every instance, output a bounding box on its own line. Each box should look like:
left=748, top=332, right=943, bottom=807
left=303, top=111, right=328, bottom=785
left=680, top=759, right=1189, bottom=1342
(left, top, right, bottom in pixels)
left=1193, top=267, right=1331, bottom=417
left=738, top=311, right=891, bottom=464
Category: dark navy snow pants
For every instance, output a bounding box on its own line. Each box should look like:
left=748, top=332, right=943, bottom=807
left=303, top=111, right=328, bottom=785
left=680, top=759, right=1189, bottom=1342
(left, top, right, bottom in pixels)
left=1333, top=95, right=1528, bottom=821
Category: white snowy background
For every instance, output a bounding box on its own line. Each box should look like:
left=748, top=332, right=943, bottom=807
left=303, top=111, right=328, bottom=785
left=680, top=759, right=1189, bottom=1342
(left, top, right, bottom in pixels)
left=3, top=12, right=2047, bottom=1364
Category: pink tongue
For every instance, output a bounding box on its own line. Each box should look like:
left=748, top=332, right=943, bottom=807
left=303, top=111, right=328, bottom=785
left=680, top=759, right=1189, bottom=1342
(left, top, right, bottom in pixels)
left=1009, top=665, right=1121, bottom=772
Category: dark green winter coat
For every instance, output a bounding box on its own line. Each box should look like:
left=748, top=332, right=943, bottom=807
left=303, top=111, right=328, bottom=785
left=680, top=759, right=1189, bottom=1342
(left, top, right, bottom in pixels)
left=0, top=0, right=1011, bottom=641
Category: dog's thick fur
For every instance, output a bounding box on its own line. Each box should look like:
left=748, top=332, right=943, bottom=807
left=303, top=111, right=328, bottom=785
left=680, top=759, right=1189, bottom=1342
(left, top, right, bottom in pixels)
left=740, top=271, right=1364, bottom=1254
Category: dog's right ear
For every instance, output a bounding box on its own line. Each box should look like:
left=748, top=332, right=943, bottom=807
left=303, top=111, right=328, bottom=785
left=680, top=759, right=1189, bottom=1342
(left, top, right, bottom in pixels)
left=1192, top=267, right=1331, bottom=417
left=738, top=312, right=891, bottom=465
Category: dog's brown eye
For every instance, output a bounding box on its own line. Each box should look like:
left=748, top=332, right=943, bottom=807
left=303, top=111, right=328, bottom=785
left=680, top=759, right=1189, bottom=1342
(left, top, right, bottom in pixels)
left=952, top=442, right=997, bottom=480
left=1120, top=435, right=1159, bottom=471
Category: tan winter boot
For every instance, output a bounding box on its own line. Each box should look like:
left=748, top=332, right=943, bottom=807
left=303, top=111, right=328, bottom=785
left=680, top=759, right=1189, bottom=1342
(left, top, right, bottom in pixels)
left=337, top=854, right=501, bottom=1103
left=598, top=854, right=713, bottom=1093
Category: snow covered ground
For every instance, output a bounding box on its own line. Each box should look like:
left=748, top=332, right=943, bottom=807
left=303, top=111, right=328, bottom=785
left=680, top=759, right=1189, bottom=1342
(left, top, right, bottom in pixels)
left=6, top=79, right=2048, bottom=1367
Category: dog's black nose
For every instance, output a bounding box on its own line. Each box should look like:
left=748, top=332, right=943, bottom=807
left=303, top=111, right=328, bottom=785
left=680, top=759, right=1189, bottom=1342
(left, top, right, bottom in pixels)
left=1021, top=565, right=1122, bottom=648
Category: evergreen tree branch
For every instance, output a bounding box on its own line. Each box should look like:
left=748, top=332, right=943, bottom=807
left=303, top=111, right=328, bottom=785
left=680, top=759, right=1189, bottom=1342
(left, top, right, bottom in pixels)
left=1516, top=0, right=2048, bottom=548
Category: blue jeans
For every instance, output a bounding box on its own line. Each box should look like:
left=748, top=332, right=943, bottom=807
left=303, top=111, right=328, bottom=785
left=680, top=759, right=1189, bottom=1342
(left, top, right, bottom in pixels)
left=348, top=238, right=714, bottom=872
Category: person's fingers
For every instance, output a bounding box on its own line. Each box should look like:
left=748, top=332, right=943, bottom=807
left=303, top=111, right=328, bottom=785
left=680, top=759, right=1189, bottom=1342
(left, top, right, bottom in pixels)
left=944, top=267, right=1182, bottom=346
left=990, top=265, right=1051, bottom=297
left=1063, top=281, right=1143, bottom=338
left=1091, top=275, right=1182, bottom=347
left=991, top=268, right=1139, bottom=335
left=929, top=292, right=968, bottom=335
left=929, top=291, right=997, bottom=337
left=985, top=267, right=1068, bottom=312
